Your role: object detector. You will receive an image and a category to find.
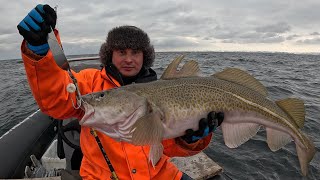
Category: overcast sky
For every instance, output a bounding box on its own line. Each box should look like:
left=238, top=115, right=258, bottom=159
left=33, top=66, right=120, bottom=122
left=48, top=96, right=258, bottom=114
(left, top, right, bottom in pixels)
left=1, top=0, right=320, bottom=60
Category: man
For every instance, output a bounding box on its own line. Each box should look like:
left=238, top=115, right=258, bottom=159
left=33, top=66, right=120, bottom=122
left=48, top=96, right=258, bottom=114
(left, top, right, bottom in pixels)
left=17, top=4, right=222, bottom=180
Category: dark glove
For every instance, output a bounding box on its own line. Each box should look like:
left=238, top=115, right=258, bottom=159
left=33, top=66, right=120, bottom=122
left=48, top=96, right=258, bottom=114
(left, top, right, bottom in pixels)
left=181, top=111, right=224, bottom=144
left=17, top=4, right=57, bottom=55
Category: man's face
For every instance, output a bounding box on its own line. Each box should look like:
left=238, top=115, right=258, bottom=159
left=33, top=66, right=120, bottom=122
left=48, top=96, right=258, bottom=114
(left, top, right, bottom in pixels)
left=112, top=49, right=143, bottom=77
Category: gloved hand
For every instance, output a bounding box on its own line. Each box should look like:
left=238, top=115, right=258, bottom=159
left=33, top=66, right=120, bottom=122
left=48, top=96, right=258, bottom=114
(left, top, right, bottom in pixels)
left=181, top=111, right=224, bottom=144
left=17, top=4, right=57, bottom=55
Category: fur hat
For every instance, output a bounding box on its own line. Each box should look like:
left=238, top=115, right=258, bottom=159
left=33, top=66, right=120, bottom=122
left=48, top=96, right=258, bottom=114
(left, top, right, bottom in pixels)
left=99, top=25, right=155, bottom=68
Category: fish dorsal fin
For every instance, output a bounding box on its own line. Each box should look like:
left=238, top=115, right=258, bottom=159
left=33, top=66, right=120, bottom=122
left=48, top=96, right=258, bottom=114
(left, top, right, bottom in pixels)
left=276, top=98, right=305, bottom=128
left=160, top=55, right=200, bottom=80
left=213, top=68, right=268, bottom=96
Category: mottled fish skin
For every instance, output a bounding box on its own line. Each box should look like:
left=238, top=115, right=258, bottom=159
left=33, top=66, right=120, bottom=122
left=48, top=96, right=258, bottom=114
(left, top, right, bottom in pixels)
left=118, top=77, right=302, bottom=141
left=80, top=57, right=315, bottom=176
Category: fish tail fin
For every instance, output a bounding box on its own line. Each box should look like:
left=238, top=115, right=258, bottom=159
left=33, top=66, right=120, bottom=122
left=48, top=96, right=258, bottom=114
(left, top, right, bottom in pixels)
left=296, top=134, right=316, bottom=176
left=131, top=110, right=164, bottom=145
left=276, top=98, right=315, bottom=176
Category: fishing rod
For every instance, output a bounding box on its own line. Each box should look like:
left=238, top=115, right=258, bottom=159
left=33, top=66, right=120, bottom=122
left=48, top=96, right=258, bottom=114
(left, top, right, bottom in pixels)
left=47, top=29, right=119, bottom=180
left=67, top=56, right=99, bottom=62
left=90, top=129, right=119, bottom=180
left=47, top=7, right=119, bottom=180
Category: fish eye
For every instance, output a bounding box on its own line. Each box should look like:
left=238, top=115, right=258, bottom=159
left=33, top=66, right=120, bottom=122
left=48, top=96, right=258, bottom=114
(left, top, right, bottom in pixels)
left=100, top=93, right=104, bottom=97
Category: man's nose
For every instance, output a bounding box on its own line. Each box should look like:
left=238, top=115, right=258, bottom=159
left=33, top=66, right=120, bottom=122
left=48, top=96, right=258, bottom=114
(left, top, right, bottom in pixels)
left=124, top=54, right=134, bottom=63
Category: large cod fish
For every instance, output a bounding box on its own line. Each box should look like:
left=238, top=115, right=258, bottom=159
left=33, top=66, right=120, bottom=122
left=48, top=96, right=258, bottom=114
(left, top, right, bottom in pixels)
left=79, top=55, right=315, bottom=176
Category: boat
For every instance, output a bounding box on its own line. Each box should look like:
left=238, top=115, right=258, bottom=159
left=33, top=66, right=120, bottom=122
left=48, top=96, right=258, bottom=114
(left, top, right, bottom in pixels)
left=0, top=57, right=222, bottom=179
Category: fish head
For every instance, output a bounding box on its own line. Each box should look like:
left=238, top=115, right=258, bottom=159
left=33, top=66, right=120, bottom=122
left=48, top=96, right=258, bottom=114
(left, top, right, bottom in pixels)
left=79, top=88, right=148, bottom=141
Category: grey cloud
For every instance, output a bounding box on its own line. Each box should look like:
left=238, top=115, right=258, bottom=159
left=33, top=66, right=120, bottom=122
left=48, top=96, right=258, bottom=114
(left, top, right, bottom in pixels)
left=143, top=3, right=191, bottom=18
left=111, top=2, right=219, bottom=39
left=212, top=26, right=239, bottom=39
left=285, top=2, right=320, bottom=28
left=239, top=32, right=262, bottom=39
left=310, top=32, right=320, bottom=36
left=256, top=36, right=285, bottom=43
left=0, top=34, right=21, bottom=45
left=0, top=42, right=21, bottom=60
left=221, top=39, right=235, bottom=43
left=286, top=34, right=300, bottom=40
left=153, top=37, right=201, bottom=50
left=296, top=38, right=320, bottom=44
left=62, top=41, right=102, bottom=56
left=262, top=32, right=279, bottom=38
left=212, top=32, right=237, bottom=40
left=98, top=8, right=135, bottom=18
left=0, top=27, right=15, bottom=35
left=153, top=6, right=190, bottom=17
left=202, top=37, right=212, bottom=40
left=171, top=15, right=215, bottom=28
left=255, top=22, right=291, bottom=33
left=2, top=0, right=320, bottom=59
left=236, top=33, right=285, bottom=44
left=211, top=25, right=286, bottom=44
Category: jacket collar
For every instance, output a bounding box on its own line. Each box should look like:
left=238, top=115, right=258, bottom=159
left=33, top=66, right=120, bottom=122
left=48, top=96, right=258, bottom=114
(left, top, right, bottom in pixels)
left=104, top=64, right=157, bottom=86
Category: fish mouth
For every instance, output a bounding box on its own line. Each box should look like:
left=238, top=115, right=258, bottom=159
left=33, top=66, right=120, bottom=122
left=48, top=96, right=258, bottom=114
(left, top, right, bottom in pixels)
left=79, top=103, right=95, bottom=125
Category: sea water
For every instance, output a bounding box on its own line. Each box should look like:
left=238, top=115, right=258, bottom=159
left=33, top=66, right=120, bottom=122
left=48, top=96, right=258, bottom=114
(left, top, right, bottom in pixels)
left=0, top=52, right=319, bottom=179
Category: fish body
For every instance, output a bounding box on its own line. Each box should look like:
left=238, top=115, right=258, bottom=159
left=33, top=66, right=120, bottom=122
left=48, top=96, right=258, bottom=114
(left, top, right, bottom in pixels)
left=80, top=56, right=315, bottom=176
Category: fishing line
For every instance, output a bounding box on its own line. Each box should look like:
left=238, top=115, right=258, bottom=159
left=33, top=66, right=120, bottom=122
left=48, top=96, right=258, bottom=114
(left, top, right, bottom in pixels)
left=222, top=171, right=233, bottom=180
left=70, top=71, right=82, bottom=108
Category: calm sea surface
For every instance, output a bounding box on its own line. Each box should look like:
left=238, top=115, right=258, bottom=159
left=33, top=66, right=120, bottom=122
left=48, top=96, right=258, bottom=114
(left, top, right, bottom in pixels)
left=0, top=52, right=319, bottom=179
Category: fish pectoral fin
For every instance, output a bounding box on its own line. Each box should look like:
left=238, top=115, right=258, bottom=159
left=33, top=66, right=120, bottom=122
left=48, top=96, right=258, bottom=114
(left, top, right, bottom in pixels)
left=213, top=68, right=268, bottom=96
left=160, top=55, right=200, bottom=79
left=276, top=98, right=305, bottom=128
left=149, top=143, right=164, bottom=167
left=222, top=122, right=260, bottom=148
left=131, top=111, right=164, bottom=145
left=266, top=128, right=292, bottom=151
